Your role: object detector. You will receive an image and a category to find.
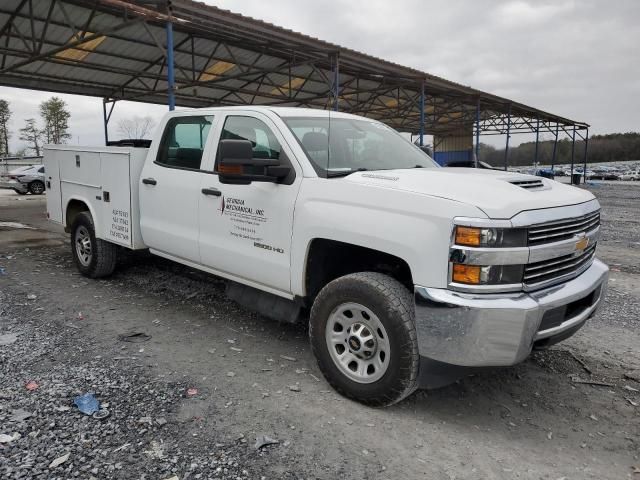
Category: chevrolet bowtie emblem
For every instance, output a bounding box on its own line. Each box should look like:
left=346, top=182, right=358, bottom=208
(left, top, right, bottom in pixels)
left=575, top=235, right=589, bottom=252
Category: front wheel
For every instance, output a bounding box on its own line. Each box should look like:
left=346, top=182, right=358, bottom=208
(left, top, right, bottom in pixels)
left=71, top=212, right=117, bottom=278
left=309, top=272, right=419, bottom=406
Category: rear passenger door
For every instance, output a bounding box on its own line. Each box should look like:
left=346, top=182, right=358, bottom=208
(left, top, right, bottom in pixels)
left=139, top=114, right=214, bottom=263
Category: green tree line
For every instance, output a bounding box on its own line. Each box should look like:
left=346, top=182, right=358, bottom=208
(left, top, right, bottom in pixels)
left=480, top=132, right=640, bottom=168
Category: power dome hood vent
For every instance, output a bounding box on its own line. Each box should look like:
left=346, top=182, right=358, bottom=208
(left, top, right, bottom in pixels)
left=509, top=179, right=545, bottom=190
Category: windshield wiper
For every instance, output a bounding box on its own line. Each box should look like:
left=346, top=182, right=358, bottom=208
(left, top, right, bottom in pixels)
left=326, top=168, right=368, bottom=178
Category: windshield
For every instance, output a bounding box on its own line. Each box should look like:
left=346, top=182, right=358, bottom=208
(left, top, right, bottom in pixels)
left=282, top=116, right=438, bottom=177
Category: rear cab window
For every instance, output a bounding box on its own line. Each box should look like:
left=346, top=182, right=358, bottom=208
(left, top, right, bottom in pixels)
left=156, top=115, right=214, bottom=170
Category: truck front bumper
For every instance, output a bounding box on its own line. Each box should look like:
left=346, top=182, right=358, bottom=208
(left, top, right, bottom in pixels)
left=414, top=259, right=609, bottom=369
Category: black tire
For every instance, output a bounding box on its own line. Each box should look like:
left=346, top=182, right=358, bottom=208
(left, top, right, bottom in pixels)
left=14, top=189, right=27, bottom=195
left=70, top=212, right=117, bottom=278
left=29, top=180, right=45, bottom=195
left=309, top=272, right=419, bottom=407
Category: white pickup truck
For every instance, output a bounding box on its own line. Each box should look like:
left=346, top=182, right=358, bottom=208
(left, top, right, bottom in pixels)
left=44, top=106, right=608, bottom=406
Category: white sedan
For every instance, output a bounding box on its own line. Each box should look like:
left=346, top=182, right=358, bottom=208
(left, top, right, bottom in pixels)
left=0, top=164, right=46, bottom=194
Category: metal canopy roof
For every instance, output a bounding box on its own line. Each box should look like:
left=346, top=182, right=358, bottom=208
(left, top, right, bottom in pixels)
left=0, top=0, right=588, bottom=138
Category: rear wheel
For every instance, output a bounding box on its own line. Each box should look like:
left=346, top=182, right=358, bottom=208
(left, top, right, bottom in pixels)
left=71, top=212, right=117, bottom=278
left=29, top=180, right=45, bottom=195
left=309, top=272, right=419, bottom=406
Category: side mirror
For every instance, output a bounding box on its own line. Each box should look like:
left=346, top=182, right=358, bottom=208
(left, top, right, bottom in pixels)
left=218, top=139, right=291, bottom=185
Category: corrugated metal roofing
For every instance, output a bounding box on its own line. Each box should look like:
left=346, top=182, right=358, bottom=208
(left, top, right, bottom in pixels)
left=0, top=0, right=587, bottom=136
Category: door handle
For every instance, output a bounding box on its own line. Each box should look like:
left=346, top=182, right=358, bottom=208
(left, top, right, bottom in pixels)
left=142, top=178, right=157, bottom=186
left=201, top=187, right=221, bottom=197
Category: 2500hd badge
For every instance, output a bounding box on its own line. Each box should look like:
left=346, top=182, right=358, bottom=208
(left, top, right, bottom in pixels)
left=254, top=241, right=284, bottom=254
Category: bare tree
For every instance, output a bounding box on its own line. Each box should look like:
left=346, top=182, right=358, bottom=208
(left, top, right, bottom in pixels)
left=19, top=118, right=42, bottom=156
left=0, top=99, right=11, bottom=156
left=117, top=116, right=156, bottom=139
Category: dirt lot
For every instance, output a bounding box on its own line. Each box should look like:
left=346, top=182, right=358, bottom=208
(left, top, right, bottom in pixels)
left=1, top=185, right=639, bottom=479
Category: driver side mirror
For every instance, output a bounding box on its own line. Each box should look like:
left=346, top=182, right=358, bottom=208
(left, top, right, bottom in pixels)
left=217, top=139, right=291, bottom=185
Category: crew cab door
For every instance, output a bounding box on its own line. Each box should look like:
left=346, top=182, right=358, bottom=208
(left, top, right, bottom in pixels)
left=198, top=112, right=301, bottom=294
left=139, top=114, right=214, bottom=263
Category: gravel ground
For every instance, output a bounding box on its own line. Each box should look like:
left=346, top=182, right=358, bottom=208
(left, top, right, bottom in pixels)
left=1, top=184, right=640, bottom=479
left=0, top=288, right=269, bottom=480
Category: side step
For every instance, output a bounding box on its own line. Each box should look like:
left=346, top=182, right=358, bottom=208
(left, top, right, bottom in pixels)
left=225, top=282, right=303, bottom=324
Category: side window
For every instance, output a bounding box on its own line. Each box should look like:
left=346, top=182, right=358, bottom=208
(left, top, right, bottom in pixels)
left=215, top=116, right=281, bottom=170
left=38, top=166, right=45, bottom=173
left=156, top=115, right=213, bottom=170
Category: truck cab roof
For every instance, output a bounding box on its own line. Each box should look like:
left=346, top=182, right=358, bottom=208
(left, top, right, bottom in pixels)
left=169, top=105, right=374, bottom=122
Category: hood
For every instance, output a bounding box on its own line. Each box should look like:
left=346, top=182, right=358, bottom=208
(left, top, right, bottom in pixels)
left=344, top=168, right=595, bottom=219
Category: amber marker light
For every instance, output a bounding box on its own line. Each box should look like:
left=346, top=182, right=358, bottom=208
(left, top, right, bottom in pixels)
left=455, top=226, right=481, bottom=247
left=452, top=264, right=481, bottom=284
left=218, top=164, right=243, bottom=174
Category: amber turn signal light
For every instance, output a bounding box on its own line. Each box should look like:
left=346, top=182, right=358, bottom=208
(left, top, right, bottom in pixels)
left=454, top=226, right=481, bottom=246
left=218, top=164, right=243, bottom=174
left=452, top=264, right=481, bottom=284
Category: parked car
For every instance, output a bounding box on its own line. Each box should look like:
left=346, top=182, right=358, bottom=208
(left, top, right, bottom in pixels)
left=43, top=106, right=608, bottom=406
left=535, top=168, right=555, bottom=179
left=0, top=164, right=46, bottom=194
left=619, top=170, right=639, bottom=181
left=590, top=169, right=621, bottom=180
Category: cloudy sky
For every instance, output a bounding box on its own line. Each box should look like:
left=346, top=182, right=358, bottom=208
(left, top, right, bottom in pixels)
left=1, top=0, right=638, bottom=152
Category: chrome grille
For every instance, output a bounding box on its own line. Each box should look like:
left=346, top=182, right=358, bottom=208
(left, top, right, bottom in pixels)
left=528, top=210, right=600, bottom=246
left=524, top=243, right=596, bottom=287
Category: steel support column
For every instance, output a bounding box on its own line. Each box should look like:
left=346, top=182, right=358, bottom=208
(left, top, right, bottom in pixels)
left=475, top=98, right=480, bottom=167
left=504, top=104, right=511, bottom=171
left=551, top=123, right=559, bottom=170
left=102, top=98, right=116, bottom=146
left=534, top=116, right=540, bottom=167
left=570, top=125, right=577, bottom=184
left=419, top=80, right=425, bottom=146
left=166, top=21, right=176, bottom=111
left=582, top=128, right=589, bottom=185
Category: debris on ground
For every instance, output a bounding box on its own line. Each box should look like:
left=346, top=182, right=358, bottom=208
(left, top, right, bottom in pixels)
left=569, top=375, right=614, bottom=387
left=254, top=434, right=279, bottom=450
left=27, top=293, right=37, bottom=300
left=625, top=371, right=640, bottom=383
left=9, top=409, right=33, bottom=422
left=118, top=332, right=151, bottom=343
left=48, top=452, right=70, bottom=469
left=280, top=355, right=296, bottom=362
left=25, top=380, right=39, bottom=391
left=185, top=387, right=198, bottom=397
left=73, top=393, right=100, bottom=415
left=0, top=433, right=21, bottom=443
left=289, top=385, right=301, bottom=392
left=0, top=332, right=19, bottom=345
left=92, top=408, right=111, bottom=420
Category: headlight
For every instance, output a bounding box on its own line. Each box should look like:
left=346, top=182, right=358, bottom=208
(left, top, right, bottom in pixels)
left=451, top=264, right=524, bottom=285
left=454, top=226, right=527, bottom=248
